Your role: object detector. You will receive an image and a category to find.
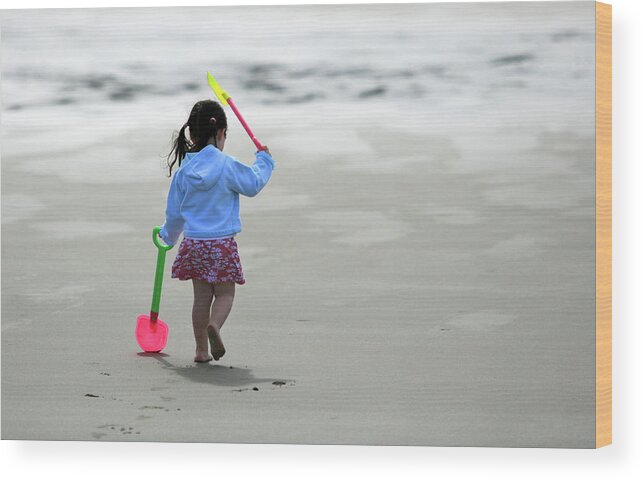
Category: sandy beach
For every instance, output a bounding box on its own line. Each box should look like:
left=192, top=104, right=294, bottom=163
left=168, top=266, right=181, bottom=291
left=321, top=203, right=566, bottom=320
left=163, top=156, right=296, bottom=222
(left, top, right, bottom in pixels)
left=2, top=3, right=596, bottom=447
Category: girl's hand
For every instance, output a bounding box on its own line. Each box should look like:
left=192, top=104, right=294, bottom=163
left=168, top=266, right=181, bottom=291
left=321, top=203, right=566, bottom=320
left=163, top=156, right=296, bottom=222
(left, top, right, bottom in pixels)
left=259, top=146, right=271, bottom=156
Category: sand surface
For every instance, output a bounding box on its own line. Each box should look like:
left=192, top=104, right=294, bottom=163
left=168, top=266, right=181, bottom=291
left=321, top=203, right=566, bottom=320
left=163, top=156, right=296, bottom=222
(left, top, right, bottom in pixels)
left=2, top=116, right=596, bottom=447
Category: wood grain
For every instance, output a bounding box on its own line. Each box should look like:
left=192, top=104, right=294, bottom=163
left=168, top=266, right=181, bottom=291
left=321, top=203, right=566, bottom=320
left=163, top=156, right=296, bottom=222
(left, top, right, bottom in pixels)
left=595, top=1, right=612, bottom=449
left=0, top=3, right=602, bottom=447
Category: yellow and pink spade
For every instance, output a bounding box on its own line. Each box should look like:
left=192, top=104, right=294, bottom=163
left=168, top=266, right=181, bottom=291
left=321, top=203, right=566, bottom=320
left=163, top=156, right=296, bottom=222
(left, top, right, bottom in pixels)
left=207, top=71, right=267, bottom=151
left=135, top=72, right=266, bottom=353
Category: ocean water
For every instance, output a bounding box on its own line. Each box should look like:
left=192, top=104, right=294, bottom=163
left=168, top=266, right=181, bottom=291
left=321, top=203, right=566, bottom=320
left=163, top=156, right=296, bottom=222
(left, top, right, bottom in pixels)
left=1, top=2, right=595, bottom=152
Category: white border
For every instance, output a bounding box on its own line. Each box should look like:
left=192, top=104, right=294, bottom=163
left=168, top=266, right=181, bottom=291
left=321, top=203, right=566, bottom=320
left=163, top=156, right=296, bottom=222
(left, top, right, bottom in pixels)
left=0, top=0, right=574, bottom=8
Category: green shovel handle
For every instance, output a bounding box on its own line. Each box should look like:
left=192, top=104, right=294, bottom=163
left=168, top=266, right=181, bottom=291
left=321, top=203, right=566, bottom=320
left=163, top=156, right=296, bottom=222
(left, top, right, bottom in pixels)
left=150, top=226, right=173, bottom=318
left=153, top=226, right=173, bottom=252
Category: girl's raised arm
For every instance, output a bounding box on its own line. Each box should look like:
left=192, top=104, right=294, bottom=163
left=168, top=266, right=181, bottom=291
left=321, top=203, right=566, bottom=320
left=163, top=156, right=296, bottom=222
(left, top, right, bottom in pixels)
left=225, top=149, right=275, bottom=198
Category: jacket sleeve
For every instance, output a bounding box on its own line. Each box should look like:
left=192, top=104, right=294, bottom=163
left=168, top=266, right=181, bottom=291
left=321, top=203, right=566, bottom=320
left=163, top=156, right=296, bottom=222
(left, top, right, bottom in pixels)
left=225, top=150, right=276, bottom=197
left=159, top=173, right=185, bottom=246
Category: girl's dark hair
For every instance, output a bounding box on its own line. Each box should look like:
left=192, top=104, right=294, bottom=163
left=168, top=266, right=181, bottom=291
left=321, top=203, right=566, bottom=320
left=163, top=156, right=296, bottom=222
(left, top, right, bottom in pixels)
left=167, top=99, right=228, bottom=176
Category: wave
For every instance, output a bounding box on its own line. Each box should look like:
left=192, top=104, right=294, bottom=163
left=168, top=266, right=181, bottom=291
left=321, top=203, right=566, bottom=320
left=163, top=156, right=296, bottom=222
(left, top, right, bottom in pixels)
left=490, top=54, right=535, bottom=67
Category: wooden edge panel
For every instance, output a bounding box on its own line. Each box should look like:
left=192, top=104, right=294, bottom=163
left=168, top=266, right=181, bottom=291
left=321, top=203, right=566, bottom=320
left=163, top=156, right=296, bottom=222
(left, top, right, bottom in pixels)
left=595, top=0, right=612, bottom=449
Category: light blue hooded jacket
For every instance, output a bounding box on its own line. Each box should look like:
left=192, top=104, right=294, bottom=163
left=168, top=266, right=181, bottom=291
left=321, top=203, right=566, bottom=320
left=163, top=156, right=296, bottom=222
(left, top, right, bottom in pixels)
left=159, top=145, right=275, bottom=246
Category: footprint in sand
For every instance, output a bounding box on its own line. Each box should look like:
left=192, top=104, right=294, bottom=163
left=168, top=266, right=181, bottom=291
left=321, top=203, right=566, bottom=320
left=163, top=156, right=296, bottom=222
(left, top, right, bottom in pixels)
left=233, top=381, right=295, bottom=392
left=94, top=424, right=141, bottom=438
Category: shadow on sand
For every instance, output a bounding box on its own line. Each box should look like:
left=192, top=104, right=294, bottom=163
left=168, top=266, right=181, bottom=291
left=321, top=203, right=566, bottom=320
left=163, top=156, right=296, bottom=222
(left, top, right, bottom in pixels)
left=136, top=352, right=292, bottom=389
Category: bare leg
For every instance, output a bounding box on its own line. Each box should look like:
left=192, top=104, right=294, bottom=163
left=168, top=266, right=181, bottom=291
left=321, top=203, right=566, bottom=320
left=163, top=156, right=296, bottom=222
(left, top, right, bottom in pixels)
left=207, top=282, right=235, bottom=360
left=211, top=282, right=235, bottom=329
left=192, top=279, right=214, bottom=362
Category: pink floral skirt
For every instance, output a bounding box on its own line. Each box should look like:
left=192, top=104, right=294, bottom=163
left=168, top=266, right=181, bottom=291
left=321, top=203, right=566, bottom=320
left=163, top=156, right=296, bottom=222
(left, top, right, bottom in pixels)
left=171, top=237, right=246, bottom=285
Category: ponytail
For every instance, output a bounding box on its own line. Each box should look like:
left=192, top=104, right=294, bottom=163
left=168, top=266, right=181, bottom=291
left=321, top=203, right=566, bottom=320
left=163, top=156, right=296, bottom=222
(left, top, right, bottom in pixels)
left=167, top=123, right=190, bottom=177
left=166, top=99, right=227, bottom=177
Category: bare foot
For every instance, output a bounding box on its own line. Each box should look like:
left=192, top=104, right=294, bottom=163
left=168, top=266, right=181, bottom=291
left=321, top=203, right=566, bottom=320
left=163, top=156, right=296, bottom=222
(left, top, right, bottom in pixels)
left=194, top=351, right=213, bottom=363
left=207, top=323, right=226, bottom=361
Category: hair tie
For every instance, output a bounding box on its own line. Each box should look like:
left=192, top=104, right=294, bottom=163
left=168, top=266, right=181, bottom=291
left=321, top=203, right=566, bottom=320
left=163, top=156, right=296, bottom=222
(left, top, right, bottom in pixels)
left=182, top=122, right=189, bottom=129
left=209, top=117, right=217, bottom=126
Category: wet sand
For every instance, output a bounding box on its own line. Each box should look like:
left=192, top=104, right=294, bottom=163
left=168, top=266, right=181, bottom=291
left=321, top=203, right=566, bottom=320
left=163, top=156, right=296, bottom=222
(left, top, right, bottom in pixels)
left=1, top=107, right=596, bottom=446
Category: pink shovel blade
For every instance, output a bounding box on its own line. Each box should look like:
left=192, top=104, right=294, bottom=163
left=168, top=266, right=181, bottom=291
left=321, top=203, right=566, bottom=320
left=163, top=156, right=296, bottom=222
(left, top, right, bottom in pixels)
left=135, top=314, right=169, bottom=353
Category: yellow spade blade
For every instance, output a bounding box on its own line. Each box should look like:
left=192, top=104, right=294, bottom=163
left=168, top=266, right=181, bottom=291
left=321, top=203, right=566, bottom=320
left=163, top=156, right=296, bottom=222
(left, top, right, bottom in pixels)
left=207, top=71, right=230, bottom=107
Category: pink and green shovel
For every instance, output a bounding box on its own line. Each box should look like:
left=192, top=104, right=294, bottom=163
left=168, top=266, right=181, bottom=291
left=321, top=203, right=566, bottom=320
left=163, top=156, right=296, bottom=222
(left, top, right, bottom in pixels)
left=207, top=71, right=267, bottom=152
left=136, top=226, right=173, bottom=353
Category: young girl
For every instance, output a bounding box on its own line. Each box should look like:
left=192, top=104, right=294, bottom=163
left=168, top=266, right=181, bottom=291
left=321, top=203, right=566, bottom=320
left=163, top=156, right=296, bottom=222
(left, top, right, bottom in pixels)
left=159, top=99, right=275, bottom=363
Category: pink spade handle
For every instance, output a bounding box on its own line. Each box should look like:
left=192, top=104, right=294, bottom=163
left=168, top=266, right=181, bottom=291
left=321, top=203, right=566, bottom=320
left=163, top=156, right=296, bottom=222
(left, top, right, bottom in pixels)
left=226, top=97, right=266, bottom=151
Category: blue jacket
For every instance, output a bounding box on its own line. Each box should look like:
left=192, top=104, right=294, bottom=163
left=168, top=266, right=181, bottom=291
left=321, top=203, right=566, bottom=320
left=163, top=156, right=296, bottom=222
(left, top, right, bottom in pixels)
left=159, top=145, right=275, bottom=246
